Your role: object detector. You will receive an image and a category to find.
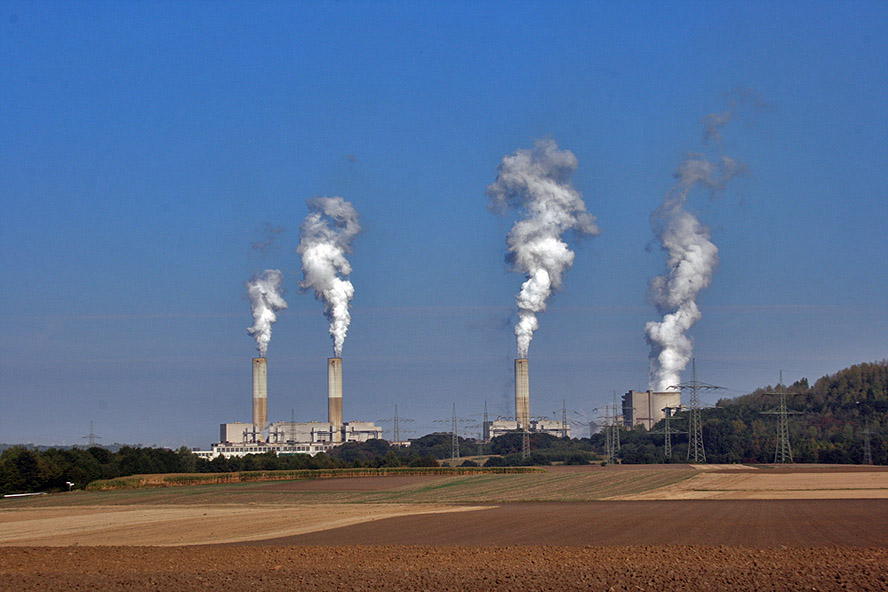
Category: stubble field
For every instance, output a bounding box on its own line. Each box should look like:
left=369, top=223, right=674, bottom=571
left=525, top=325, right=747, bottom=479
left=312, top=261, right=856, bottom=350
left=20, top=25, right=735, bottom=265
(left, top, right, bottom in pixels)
left=1, top=464, right=887, bottom=591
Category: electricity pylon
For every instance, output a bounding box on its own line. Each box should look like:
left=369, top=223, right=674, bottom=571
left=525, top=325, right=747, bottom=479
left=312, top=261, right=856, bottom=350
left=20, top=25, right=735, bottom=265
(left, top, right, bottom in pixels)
left=862, top=421, right=873, bottom=465
left=760, top=371, right=802, bottom=463
left=602, top=404, right=621, bottom=464
left=434, top=404, right=475, bottom=465
left=650, top=406, right=685, bottom=461
left=669, top=359, right=723, bottom=464
left=377, top=404, right=415, bottom=445
left=81, top=421, right=101, bottom=447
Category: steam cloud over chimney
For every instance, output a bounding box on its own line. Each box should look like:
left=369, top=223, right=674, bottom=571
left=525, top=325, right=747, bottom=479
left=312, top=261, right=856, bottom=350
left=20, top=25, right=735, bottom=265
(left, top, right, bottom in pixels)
left=487, top=139, right=600, bottom=358
left=298, top=197, right=361, bottom=357
left=645, top=105, right=749, bottom=391
left=246, top=269, right=288, bottom=357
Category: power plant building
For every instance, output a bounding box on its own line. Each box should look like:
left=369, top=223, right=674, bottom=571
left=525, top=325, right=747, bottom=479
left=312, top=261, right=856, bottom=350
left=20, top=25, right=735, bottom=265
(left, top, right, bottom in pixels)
left=622, top=390, right=682, bottom=430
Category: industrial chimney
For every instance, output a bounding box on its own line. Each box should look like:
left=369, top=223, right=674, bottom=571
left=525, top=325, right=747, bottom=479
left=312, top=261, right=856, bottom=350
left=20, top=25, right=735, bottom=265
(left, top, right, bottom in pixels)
left=328, top=357, right=343, bottom=442
left=252, top=357, right=268, bottom=437
left=515, top=358, right=530, bottom=430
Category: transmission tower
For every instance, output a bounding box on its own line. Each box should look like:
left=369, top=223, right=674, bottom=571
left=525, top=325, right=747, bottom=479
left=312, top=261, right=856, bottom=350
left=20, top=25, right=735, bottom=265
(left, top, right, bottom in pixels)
left=862, top=421, right=873, bottom=465
left=451, top=403, right=460, bottom=464
left=478, top=401, right=489, bottom=462
left=670, top=359, right=723, bottom=464
left=760, top=371, right=801, bottom=463
left=377, top=405, right=415, bottom=445
left=602, top=404, right=620, bottom=464
left=560, top=399, right=568, bottom=438
left=81, top=420, right=101, bottom=447
left=521, top=424, right=530, bottom=460
left=649, top=406, right=685, bottom=461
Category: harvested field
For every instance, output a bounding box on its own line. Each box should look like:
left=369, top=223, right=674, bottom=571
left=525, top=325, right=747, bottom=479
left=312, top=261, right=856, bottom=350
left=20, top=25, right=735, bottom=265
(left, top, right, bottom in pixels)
left=0, top=545, right=886, bottom=591
left=3, top=465, right=887, bottom=590
left=268, top=499, right=888, bottom=547
left=0, top=503, right=489, bottom=546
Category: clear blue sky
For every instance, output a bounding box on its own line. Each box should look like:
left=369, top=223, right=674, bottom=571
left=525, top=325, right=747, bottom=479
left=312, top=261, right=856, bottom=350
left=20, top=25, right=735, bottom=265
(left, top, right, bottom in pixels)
left=1, top=1, right=886, bottom=447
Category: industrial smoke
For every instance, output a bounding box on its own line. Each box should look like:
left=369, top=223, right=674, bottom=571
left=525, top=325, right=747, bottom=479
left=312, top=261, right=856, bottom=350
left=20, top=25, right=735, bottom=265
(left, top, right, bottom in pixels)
left=645, top=111, right=747, bottom=391
left=487, top=139, right=599, bottom=358
left=298, top=196, right=361, bottom=357
left=246, top=269, right=288, bottom=357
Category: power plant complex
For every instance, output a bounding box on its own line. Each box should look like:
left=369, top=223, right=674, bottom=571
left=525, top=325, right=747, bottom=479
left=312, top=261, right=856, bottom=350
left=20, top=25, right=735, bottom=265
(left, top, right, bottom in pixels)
left=195, top=357, right=381, bottom=460
left=194, top=353, right=685, bottom=459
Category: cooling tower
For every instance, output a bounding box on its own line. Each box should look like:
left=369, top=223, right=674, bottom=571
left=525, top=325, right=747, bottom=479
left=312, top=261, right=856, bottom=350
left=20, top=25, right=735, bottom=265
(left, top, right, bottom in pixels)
left=328, top=357, right=343, bottom=442
left=252, top=357, right=268, bottom=434
left=515, top=358, right=530, bottom=430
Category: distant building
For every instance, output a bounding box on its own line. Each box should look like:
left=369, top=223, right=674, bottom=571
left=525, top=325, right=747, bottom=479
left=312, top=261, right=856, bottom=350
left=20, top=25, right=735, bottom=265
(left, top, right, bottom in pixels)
left=484, top=418, right=570, bottom=440
left=622, top=390, right=682, bottom=430
left=198, top=419, right=383, bottom=460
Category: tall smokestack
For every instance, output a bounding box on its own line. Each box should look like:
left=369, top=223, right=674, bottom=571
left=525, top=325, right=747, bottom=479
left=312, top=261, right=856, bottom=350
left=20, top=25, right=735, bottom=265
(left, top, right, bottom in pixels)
left=328, top=357, right=343, bottom=442
left=515, top=358, right=530, bottom=430
left=252, top=357, right=268, bottom=436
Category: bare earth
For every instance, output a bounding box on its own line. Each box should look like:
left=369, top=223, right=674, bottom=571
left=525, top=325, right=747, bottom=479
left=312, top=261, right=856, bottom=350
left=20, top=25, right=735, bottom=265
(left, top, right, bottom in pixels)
left=1, top=465, right=887, bottom=591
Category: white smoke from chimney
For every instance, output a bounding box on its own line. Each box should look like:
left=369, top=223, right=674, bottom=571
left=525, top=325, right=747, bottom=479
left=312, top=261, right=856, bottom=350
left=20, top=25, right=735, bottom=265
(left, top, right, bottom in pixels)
left=297, top=196, right=361, bottom=357
left=487, top=139, right=600, bottom=358
left=246, top=269, right=288, bottom=357
left=645, top=114, right=748, bottom=391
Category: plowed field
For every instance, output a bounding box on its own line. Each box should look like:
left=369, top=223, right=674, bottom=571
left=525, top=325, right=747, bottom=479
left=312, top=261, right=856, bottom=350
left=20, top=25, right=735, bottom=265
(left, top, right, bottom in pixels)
left=2, top=464, right=887, bottom=591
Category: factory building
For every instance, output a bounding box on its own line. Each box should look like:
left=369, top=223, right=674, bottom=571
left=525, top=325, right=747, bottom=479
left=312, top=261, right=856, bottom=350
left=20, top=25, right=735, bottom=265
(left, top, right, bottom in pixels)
left=622, top=389, right=682, bottom=430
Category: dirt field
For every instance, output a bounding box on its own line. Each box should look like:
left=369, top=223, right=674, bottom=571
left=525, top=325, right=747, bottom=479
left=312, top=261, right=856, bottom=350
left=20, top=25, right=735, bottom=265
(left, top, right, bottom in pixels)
left=2, top=464, right=887, bottom=591
left=0, top=545, right=886, bottom=591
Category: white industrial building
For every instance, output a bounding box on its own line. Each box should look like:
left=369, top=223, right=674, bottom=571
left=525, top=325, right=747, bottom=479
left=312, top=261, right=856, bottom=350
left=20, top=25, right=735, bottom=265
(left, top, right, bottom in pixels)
left=484, top=418, right=570, bottom=440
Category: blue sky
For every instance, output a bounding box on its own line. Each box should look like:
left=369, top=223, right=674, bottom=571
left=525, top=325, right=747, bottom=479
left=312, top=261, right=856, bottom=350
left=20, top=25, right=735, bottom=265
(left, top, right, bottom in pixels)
left=1, top=1, right=886, bottom=447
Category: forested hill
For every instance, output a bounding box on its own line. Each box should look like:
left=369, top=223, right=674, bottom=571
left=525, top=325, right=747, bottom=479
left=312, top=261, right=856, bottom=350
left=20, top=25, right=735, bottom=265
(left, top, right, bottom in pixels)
left=718, top=360, right=888, bottom=414
left=702, top=360, right=887, bottom=464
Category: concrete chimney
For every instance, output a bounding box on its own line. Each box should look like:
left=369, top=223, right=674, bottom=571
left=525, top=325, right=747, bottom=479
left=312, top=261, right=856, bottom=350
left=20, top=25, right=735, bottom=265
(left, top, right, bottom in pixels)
left=515, top=358, right=530, bottom=430
left=328, top=357, right=343, bottom=442
left=252, top=357, right=268, bottom=436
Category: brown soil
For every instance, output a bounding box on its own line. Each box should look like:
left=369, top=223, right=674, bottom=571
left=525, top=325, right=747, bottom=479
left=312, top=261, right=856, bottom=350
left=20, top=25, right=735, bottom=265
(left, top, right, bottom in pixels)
left=3, top=466, right=888, bottom=590
left=263, top=499, right=888, bottom=547
left=1, top=545, right=885, bottom=591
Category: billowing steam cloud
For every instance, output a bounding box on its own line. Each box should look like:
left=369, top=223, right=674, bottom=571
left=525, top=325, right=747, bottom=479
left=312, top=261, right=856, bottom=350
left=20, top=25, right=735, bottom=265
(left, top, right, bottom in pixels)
left=246, top=269, right=288, bottom=357
left=645, top=114, right=748, bottom=391
left=297, top=196, right=361, bottom=357
left=487, top=139, right=600, bottom=358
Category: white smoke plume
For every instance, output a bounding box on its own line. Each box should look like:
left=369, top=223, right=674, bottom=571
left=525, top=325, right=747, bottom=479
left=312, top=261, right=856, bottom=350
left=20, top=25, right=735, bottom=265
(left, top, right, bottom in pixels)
left=487, top=139, right=600, bottom=358
left=297, top=196, right=361, bottom=357
left=246, top=269, right=288, bottom=357
left=645, top=114, right=748, bottom=391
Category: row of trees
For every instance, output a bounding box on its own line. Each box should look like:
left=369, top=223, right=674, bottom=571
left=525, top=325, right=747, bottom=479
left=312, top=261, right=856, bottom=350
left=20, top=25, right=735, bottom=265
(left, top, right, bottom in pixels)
left=0, top=443, right=440, bottom=495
